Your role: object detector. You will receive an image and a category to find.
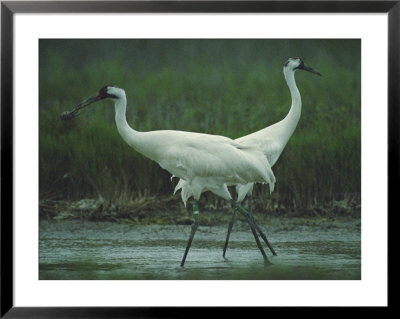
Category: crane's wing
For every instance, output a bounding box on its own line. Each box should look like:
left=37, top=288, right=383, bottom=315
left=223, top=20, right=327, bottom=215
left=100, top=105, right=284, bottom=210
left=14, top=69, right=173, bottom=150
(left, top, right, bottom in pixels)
left=235, top=128, right=283, bottom=167
left=153, top=131, right=274, bottom=186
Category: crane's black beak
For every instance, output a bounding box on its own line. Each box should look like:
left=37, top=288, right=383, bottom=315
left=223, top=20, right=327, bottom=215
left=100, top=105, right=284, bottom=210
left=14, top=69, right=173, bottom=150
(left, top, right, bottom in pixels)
left=300, top=63, right=322, bottom=76
left=77, top=93, right=104, bottom=108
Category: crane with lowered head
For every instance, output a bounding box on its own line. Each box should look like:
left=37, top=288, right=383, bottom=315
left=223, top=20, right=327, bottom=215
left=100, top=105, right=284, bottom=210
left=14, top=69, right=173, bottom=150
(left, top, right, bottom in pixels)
left=61, top=84, right=276, bottom=267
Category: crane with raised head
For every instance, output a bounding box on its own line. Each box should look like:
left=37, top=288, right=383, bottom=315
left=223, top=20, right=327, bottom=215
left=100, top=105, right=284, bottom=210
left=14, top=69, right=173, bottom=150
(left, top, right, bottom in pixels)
left=225, top=57, right=322, bottom=257
left=174, top=57, right=322, bottom=258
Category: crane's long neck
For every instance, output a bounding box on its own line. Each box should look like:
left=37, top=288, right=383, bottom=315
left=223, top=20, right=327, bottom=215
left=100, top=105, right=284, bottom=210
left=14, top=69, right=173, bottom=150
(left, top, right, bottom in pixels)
left=114, top=95, right=163, bottom=163
left=279, top=67, right=302, bottom=143
left=114, top=94, right=144, bottom=152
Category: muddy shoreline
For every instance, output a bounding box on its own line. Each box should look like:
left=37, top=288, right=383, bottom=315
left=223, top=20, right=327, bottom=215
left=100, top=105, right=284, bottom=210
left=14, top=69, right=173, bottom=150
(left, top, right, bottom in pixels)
left=39, top=196, right=361, bottom=226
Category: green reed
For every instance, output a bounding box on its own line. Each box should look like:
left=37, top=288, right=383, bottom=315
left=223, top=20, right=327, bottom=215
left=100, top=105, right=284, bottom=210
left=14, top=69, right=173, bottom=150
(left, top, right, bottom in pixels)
left=39, top=39, right=360, bottom=214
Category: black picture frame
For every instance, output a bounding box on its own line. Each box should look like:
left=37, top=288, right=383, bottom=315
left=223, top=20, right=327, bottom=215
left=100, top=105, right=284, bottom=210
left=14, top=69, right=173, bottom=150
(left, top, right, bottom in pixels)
left=1, top=1, right=394, bottom=317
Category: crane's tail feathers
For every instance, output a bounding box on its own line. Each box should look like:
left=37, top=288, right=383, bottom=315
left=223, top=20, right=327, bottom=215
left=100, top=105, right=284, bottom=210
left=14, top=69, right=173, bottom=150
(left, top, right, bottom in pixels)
left=269, top=180, right=275, bottom=194
left=173, top=179, right=185, bottom=195
left=266, top=167, right=276, bottom=194
left=173, top=179, right=193, bottom=208
left=236, top=183, right=254, bottom=203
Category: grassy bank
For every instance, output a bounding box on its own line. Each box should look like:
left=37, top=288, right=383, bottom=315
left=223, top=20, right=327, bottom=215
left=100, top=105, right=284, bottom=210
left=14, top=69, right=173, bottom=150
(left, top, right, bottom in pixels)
left=39, top=195, right=361, bottom=225
left=39, top=39, right=361, bottom=215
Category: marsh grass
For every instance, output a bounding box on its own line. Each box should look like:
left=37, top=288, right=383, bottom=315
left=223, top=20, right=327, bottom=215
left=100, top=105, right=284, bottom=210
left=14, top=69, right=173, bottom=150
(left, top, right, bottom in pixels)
left=39, top=39, right=360, bottom=216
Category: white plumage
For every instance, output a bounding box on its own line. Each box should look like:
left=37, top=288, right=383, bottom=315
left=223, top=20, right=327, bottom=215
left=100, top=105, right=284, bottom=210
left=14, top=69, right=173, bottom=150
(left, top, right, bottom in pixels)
left=110, top=91, right=276, bottom=204
left=166, top=135, right=276, bottom=206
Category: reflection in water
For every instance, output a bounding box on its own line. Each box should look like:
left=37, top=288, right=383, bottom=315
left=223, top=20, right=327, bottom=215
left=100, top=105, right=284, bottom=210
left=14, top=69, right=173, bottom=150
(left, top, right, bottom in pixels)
left=39, top=219, right=361, bottom=280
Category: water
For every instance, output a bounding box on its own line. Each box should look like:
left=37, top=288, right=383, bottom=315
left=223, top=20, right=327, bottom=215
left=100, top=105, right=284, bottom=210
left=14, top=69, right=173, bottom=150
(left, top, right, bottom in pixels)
left=39, top=218, right=361, bottom=280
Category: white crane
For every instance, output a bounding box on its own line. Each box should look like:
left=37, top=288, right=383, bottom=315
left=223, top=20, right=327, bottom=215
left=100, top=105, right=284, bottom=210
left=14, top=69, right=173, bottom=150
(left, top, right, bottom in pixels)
left=175, top=57, right=322, bottom=258
left=62, top=85, right=276, bottom=267
left=226, top=57, right=322, bottom=256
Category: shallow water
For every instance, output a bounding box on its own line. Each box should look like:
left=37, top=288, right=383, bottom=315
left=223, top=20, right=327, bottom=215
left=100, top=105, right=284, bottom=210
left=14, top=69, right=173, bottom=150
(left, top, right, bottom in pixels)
left=39, top=218, right=361, bottom=280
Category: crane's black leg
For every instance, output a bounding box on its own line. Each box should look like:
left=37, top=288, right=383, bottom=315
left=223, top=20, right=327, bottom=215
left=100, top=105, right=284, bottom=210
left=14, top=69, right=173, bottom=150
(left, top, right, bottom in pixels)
left=247, top=196, right=277, bottom=256
left=222, top=206, right=237, bottom=258
left=231, top=200, right=271, bottom=265
left=180, top=200, right=199, bottom=267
